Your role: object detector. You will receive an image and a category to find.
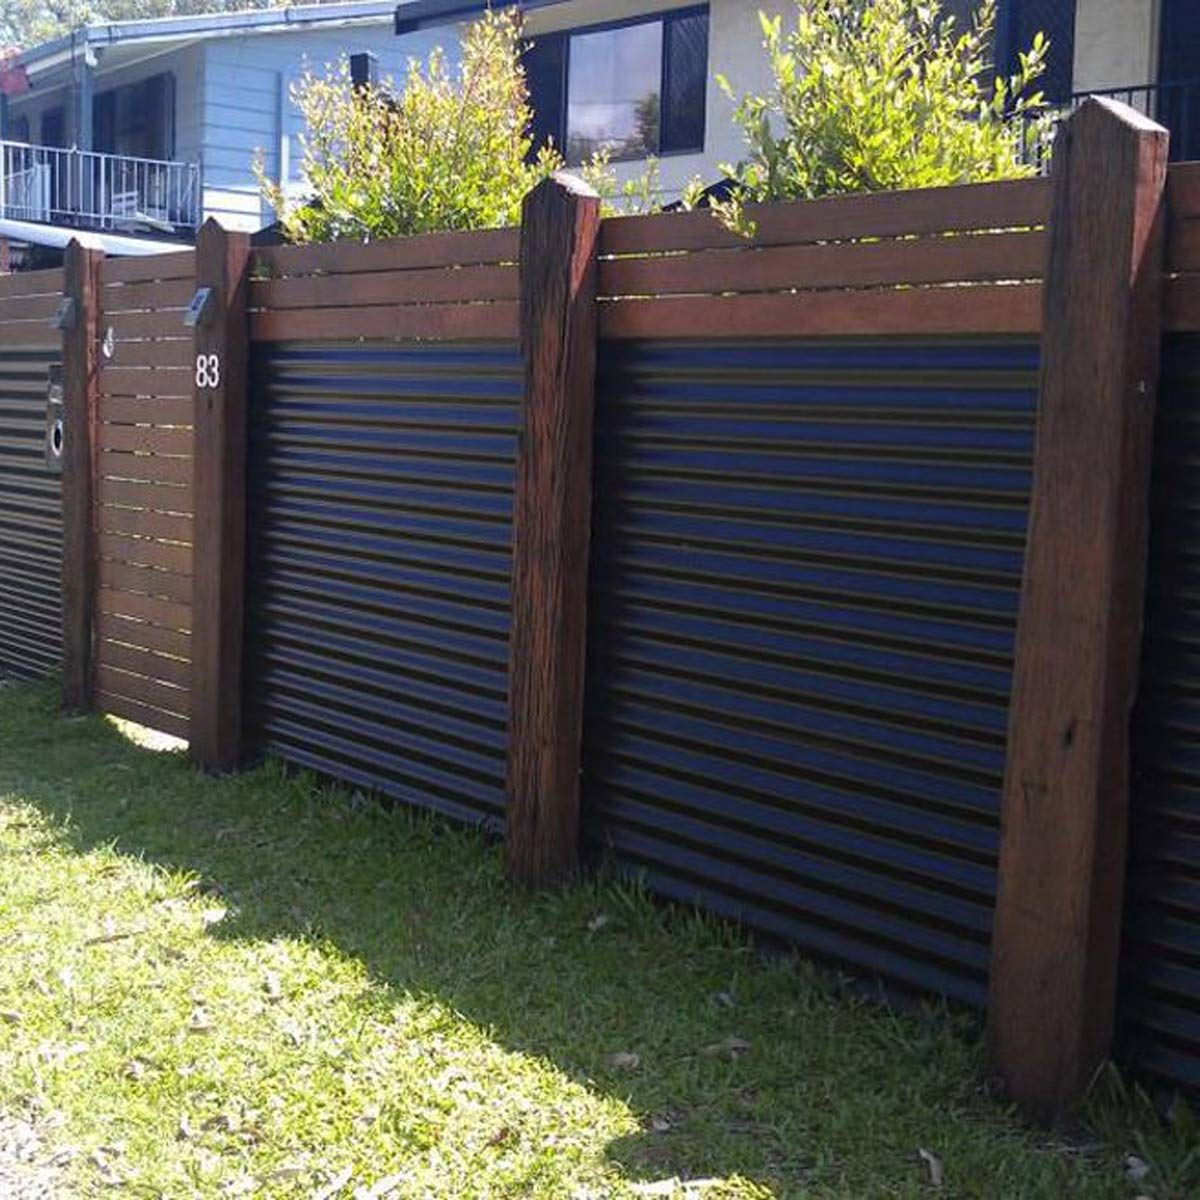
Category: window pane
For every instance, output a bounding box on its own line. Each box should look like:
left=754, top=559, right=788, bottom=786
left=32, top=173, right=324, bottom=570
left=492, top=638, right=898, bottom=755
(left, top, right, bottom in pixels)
left=524, top=34, right=566, bottom=160
left=566, top=21, right=663, bottom=164
left=662, top=11, right=708, bottom=153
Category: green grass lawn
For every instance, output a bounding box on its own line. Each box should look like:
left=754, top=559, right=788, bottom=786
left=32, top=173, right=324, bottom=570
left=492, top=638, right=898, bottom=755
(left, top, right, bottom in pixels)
left=0, top=679, right=1196, bottom=1198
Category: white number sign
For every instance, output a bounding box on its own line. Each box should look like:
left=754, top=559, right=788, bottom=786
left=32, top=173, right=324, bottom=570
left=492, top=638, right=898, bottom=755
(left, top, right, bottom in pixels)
left=195, top=353, right=221, bottom=390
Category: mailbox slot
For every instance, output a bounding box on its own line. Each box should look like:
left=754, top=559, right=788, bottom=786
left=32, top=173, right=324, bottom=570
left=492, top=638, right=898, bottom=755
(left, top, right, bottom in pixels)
left=45, top=364, right=64, bottom=474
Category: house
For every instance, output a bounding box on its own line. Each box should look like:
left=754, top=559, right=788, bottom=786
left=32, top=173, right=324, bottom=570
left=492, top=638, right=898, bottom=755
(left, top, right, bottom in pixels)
left=0, top=0, right=1195, bottom=259
left=390, top=0, right=1199, bottom=198
left=0, top=2, right=419, bottom=253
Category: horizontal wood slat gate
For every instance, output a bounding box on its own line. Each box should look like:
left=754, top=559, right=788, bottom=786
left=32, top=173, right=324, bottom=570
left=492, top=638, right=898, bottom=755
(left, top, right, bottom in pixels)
left=0, top=268, right=64, bottom=679
left=94, top=252, right=196, bottom=740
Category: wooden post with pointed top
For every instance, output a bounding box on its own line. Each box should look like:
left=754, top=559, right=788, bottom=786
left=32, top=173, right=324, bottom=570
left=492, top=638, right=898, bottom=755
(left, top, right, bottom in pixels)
left=61, top=240, right=102, bottom=712
left=505, top=173, right=601, bottom=888
left=988, top=98, right=1170, bottom=1121
left=190, top=219, right=251, bottom=773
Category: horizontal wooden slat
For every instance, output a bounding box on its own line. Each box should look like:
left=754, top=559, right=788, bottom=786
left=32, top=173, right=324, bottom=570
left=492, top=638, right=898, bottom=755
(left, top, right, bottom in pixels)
left=0, top=322, right=59, bottom=349
left=0, top=268, right=63, bottom=300
left=98, top=505, right=193, bottom=544
left=99, top=640, right=191, bottom=689
left=255, top=227, right=519, bottom=279
left=99, top=532, right=192, bottom=576
left=250, top=263, right=518, bottom=311
left=1168, top=219, right=1200, bottom=274
left=101, top=252, right=194, bottom=285
left=600, top=178, right=1052, bottom=256
left=105, top=310, right=192, bottom=341
left=105, top=338, right=194, bottom=369
left=97, top=664, right=189, bottom=715
left=1167, top=162, right=1200, bottom=221
left=99, top=395, right=195, bottom=427
left=599, top=282, right=1043, bottom=338
left=99, top=450, right=192, bottom=487
left=100, top=277, right=194, bottom=313
left=97, top=476, right=194, bottom=515
left=600, top=229, right=1047, bottom=299
left=97, top=690, right=190, bottom=741
left=99, top=558, right=193, bottom=606
left=250, top=301, right=519, bottom=342
left=98, top=610, right=191, bottom=658
left=98, top=587, right=191, bottom=632
left=97, top=425, right=192, bottom=457
left=100, top=367, right=194, bottom=400
left=0, top=292, right=60, bottom=323
left=1165, top=274, right=1200, bottom=331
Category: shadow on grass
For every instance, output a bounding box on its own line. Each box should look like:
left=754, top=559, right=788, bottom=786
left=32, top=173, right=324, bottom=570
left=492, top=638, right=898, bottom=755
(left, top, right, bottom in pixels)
left=0, top=680, right=1167, bottom=1198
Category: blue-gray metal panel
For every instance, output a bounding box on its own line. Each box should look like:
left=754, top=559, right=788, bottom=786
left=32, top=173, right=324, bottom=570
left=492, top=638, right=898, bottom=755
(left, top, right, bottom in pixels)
left=583, top=339, right=1039, bottom=1007
left=0, top=348, right=61, bottom=680
left=245, top=342, right=519, bottom=829
left=1121, top=335, right=1200, bottom=1094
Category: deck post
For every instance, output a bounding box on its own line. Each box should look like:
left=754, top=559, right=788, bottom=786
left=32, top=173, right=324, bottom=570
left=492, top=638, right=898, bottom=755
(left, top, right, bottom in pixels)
left=505, top=173, right=601, bottom=887
left=988, top=98, right=1170, bottom=1120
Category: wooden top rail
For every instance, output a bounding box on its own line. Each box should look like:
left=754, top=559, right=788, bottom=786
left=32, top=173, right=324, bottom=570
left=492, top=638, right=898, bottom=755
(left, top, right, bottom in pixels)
left=597, top=177, right=1051, bottom=339
left=249, top=226, right=520, bottom=343
left=1165, top=162, right=1200, bottom=331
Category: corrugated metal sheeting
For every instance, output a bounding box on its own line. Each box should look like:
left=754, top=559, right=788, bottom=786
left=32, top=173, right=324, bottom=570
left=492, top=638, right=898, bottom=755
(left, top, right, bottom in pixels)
left=246, top=342, right=520, bottom=829
left=582, top=339, right=1039, bottom=1006
left=0, top=346, right=61, bottom=679
left=1121, top=335, right=1200, bottom=1094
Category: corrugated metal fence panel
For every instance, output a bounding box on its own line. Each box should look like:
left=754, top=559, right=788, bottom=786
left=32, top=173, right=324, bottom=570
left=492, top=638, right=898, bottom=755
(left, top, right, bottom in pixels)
left=0, top=268, right=64, bottom=681
left=1120, top=335, right=1200, bottom=1094
left=246, top=341, right=520, bottom=830
left=0, top=345, right=61, bottom=679
left=583, top=339, right=1039, bottom=1007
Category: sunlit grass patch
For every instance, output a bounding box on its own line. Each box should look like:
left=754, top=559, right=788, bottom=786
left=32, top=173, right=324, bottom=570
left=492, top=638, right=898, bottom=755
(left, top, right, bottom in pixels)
left=0, top=680, right=1194, bottom=1198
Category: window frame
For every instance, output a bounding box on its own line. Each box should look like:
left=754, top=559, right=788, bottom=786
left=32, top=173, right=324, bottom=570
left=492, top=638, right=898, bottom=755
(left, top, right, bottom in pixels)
left=526, top=3, right=710, bottom=165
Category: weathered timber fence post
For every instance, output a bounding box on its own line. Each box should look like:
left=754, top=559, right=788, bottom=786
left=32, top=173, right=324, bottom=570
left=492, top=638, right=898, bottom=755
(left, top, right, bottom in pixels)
left=191, top=219, right=251, bottom=772
left=988, top=98, right=1170, bottom=1121
left=61, top=240, right=102, bottom=712
left=505, top=172, right=601, bottom=887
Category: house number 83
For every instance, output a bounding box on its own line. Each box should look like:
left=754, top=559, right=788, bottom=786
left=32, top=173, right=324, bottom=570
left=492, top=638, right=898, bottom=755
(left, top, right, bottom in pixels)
left=195, top=353, right=221, bottom=389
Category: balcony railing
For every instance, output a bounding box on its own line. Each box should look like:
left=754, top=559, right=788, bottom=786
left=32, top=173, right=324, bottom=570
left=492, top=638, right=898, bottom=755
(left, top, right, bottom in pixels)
left=1016, top=79, right=1200, bottom=173
left=0, top=140, right=201, bottom=233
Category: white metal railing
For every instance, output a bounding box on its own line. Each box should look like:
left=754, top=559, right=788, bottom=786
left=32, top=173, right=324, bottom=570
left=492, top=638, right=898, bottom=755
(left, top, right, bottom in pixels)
left=0, top=140, right=201, bottom=231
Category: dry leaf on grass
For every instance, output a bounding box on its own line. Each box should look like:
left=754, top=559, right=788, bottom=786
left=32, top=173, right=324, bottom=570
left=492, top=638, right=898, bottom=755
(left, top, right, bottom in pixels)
left=918, top=1147, right=944, bottom=1188
left=607, top=1051, right=641, bottom=1071
left=701, top=1036, right=751, bottom=1059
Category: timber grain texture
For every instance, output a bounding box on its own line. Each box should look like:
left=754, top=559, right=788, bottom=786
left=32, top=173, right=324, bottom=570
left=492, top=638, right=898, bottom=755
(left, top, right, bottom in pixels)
left=988, top=98, right=1170, bottom=1121
left=505, top=174, right=601, bottom=888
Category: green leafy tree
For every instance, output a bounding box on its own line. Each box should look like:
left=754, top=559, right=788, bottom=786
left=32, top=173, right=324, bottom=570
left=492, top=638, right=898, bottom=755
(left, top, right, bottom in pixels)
left=715, top=0, right=1049, bottom=232
left=260, top=9, right=563, bottom=241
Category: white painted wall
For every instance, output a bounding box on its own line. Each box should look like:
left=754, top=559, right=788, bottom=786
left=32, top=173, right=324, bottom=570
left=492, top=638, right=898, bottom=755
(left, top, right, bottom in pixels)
left=1072, top=0, right=1159, bottom=92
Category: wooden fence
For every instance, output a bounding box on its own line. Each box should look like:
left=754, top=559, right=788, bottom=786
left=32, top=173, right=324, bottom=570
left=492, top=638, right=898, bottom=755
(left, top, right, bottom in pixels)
left=7, top=97, right=1198, bottom=1120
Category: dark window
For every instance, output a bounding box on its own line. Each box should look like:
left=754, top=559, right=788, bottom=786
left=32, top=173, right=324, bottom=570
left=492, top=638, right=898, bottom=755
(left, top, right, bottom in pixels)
left=40, top=106, right=64, bottom=148
left=93, top=73, right=175, bottom=160
left=998, top=0, right=1076, bottom=104
left=8, top=113, right=29, bottom=143
left=525, top=6, right=709, bottom=165
left=523, top=32, right=565, bottom=161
